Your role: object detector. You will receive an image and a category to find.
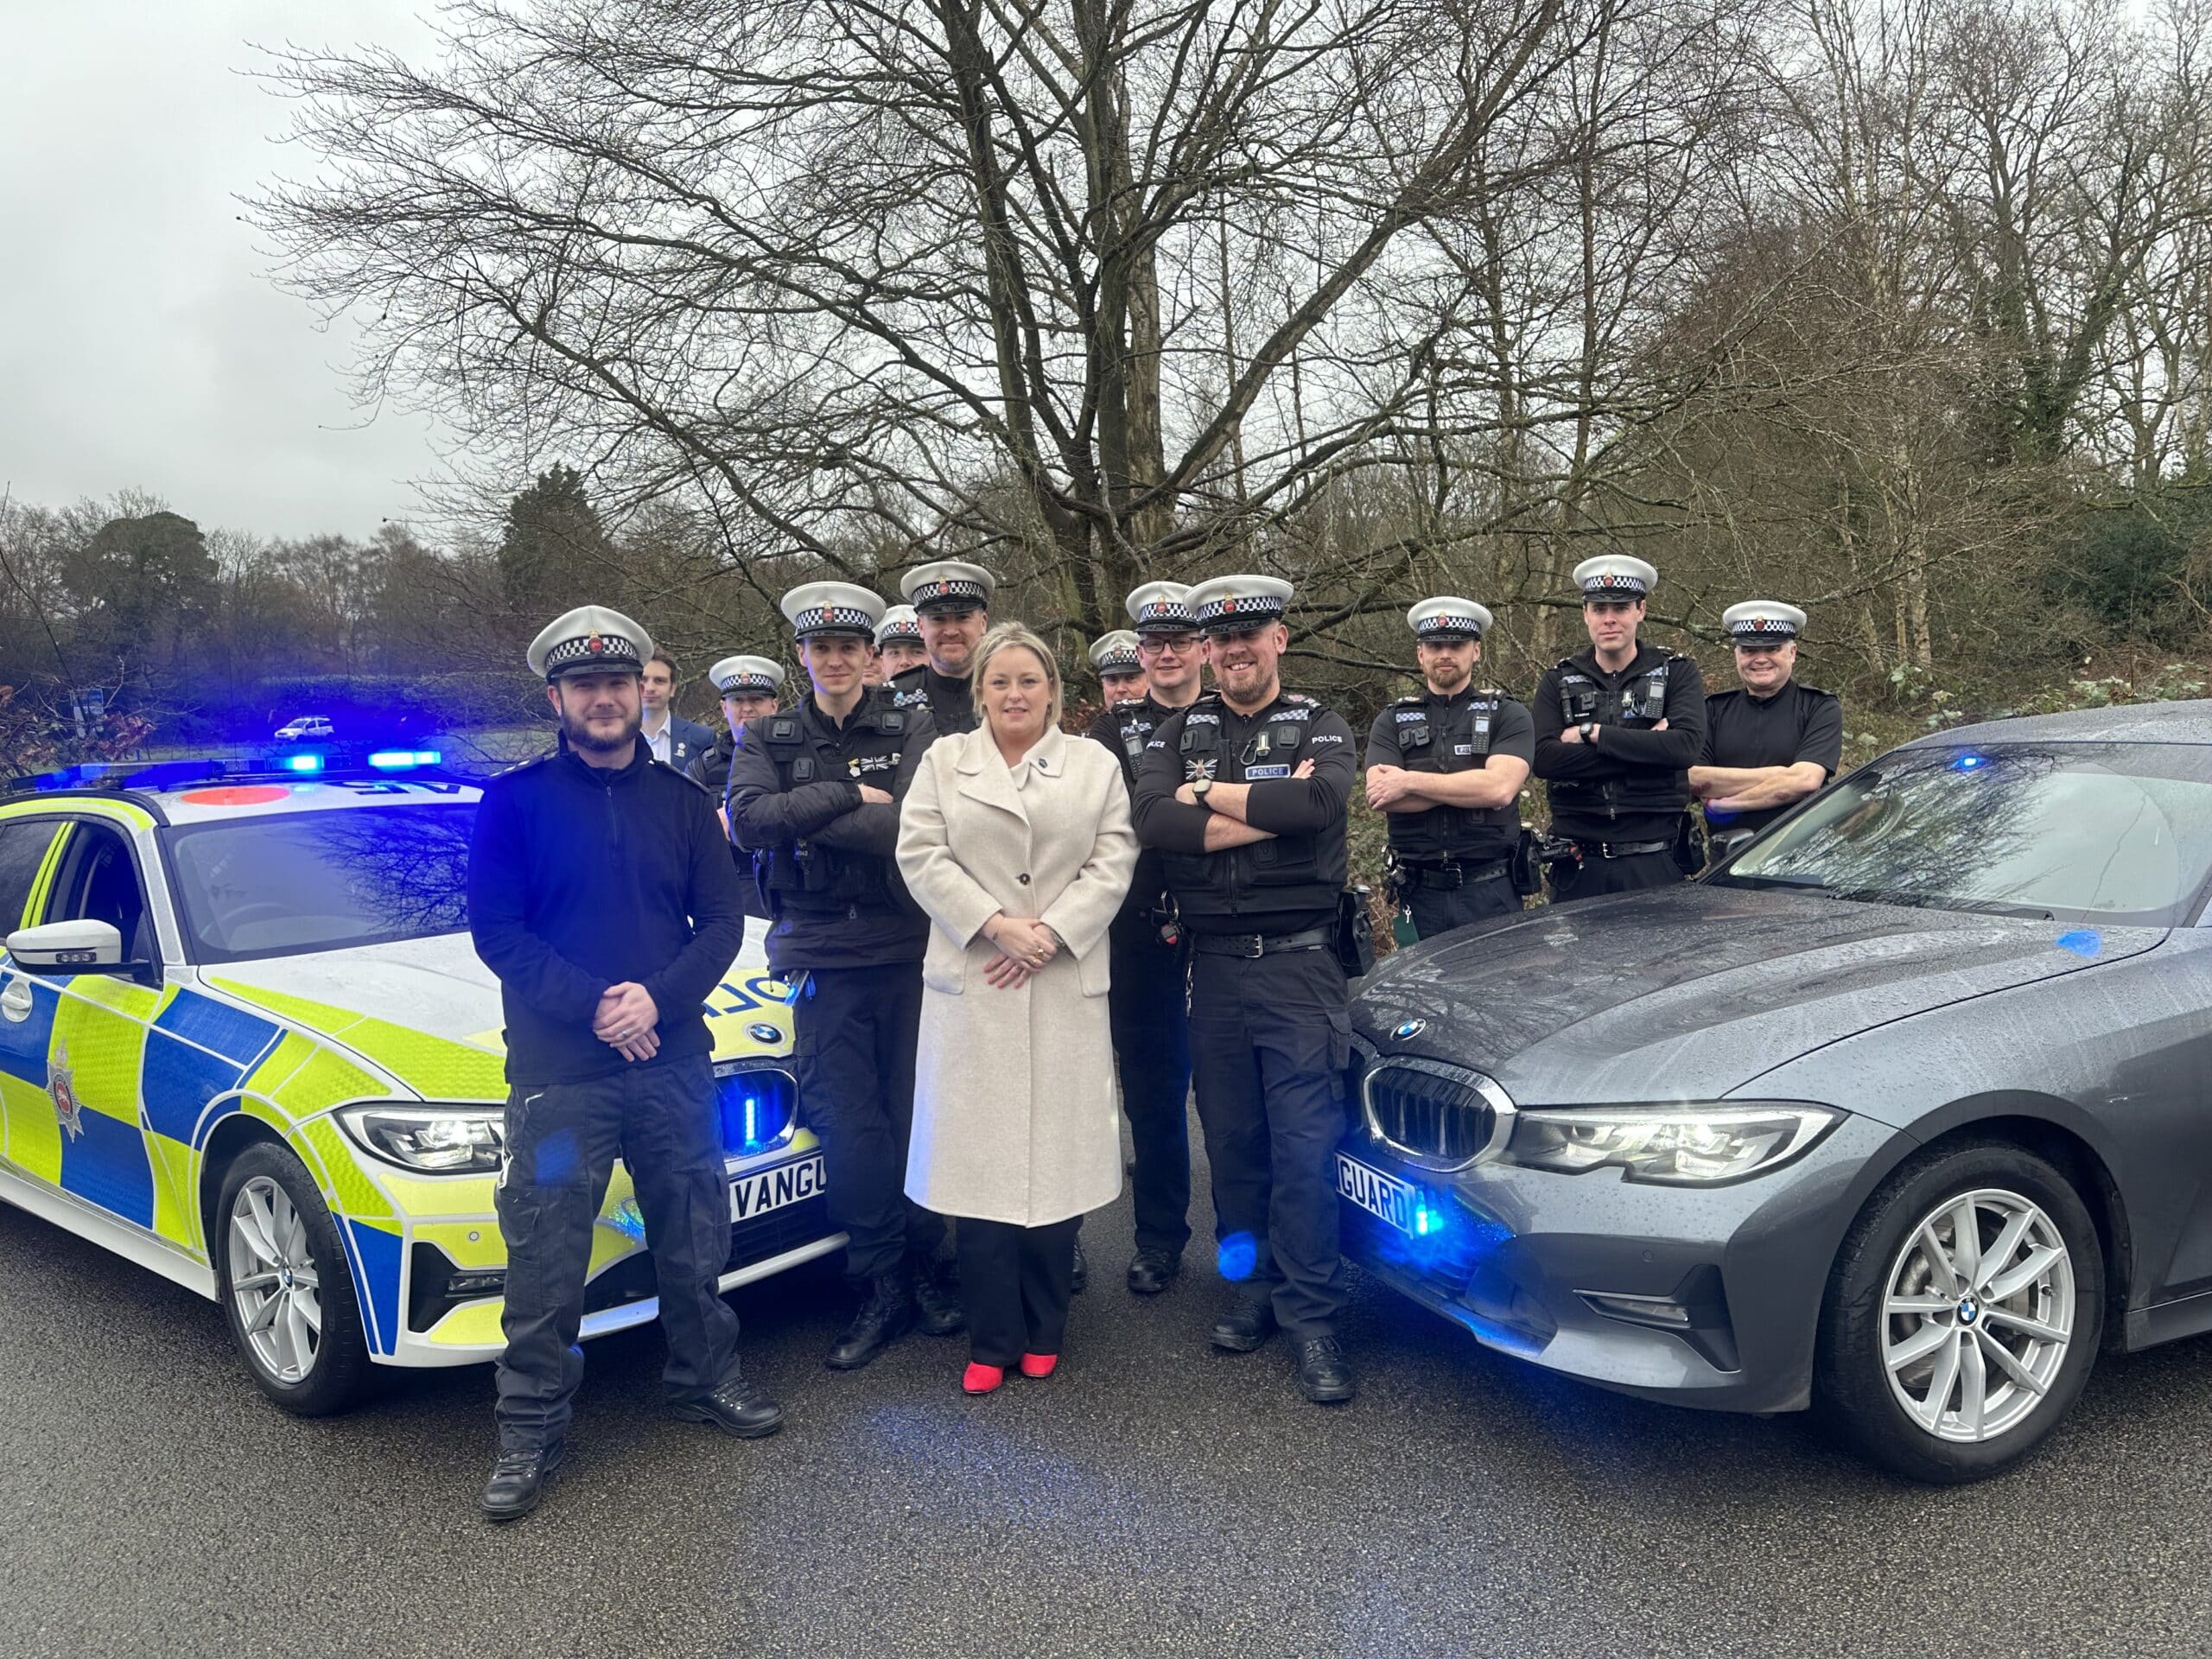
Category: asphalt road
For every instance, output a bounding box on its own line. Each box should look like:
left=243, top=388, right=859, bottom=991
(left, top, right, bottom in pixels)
left=2, top=1160, right=2209, bottom=1659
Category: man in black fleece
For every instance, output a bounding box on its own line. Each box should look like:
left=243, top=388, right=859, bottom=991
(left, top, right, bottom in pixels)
left=467, top=605, right=779, bottom=1524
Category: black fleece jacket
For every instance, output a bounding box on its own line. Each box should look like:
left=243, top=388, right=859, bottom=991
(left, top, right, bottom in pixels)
left=467, top=745, right=747, bottom=1085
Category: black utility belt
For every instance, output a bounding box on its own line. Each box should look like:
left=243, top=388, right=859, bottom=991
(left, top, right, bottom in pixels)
left=1395, top=858, right=1510, bottom=890
left=1573, top=837, right=1672, bottom=859
left=1192, top=925, right=1335, bottom=959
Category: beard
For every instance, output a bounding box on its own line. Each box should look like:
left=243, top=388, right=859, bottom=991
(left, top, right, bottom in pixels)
left=562, top=703, right=642, bottom=755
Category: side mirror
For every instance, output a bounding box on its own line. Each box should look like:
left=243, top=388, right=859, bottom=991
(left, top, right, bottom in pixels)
left=5, top=919, right=132, bottom=977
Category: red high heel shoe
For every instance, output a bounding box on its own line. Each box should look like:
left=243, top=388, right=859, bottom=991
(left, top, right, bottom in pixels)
left=1018, top=1353, right=1058, bottom=1379
left=963, top=1362, right=1006, bottom=1395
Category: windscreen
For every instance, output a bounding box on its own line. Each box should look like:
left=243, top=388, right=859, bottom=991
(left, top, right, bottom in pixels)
left=164, top=804, right=476, bottom=962
left=1711, top=743, right=2212, bottom=927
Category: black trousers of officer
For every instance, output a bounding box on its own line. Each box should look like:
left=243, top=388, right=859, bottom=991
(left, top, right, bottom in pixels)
left=958, top=1214, right=1082, bottom=1367
left=793, top=962, right=946, bottom=1283
left=1405, top=872, right=1519, bottom=941
left=1186, top=944, right=1350, bottom=1340
left=1547, top=848, right=1681, bottom=903
left=1107, top=929, right=1193, bottom=1258
left=494, top=1052, right=739, bottom=1451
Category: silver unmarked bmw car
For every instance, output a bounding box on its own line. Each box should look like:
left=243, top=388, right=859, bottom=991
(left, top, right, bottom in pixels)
left=1339, top=700, right=2212, bottom=1482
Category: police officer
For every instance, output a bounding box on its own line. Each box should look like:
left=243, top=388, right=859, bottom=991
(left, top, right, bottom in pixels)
left=1689, top=601, right=1843, bottom=858
left=688, top=656, right=787, bottom=922
left=1089, top=630, right=1147, bottom=705
left=1131, top=575, right=1359, bottom=1405
left=1532, top=556, right=1707, bottom=900
left=467, top=606, right=779, bottom=1523
left=727, top=583, right=962, bottom=1368
left=889, top=561, right=995, bottom=734
left=687, top=655, right=785, bottom=798
left=1364, top=597, right=1534, bottom=939
left=1084, top=584, right=1203, bottom=1297
left=874, top=604, right=929, bottom=682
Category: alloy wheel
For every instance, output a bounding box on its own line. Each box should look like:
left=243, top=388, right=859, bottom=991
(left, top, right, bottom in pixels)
left=226, top=1174, right=324, bottom=1384
left=1880, top=1186, right=2075, bottom=1443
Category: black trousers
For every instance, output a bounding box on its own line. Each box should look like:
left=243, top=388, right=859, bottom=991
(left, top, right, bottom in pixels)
left=494, top=1053, right=739, bottom=1452
left=1186, top=945, right=1351, bottom=1340
left=1405, top=872, right=1520, bottom=941
left=793, top=962, right=945, bottom=1282
left=1547, top=848, right=1682, bottom=903
left=1107, top=928, right=1193, bottom=1257
left=958, top=1215, right=1081, bottom=1366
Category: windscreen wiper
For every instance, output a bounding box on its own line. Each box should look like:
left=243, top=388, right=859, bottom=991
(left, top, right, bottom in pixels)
left=1826, top=887, right=2054, bottom=921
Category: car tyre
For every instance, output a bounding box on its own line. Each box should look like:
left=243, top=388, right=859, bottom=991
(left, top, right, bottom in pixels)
left=1814, top=1140, right=2102, bottom=1484
left=215, top=1141, right=374, bottom=1416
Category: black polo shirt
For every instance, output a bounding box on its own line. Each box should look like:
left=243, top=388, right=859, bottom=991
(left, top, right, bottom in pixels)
left=1700, top=680, right=1844, bottom=833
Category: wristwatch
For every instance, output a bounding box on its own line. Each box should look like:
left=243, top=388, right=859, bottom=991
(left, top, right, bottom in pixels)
left=1579, top=721, right=1599, bottom=744
left=1190, top=776, right=1214, bottom=807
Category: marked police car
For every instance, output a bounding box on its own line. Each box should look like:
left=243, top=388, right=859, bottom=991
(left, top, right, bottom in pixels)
left=0, top=751, right=835, bottom=1414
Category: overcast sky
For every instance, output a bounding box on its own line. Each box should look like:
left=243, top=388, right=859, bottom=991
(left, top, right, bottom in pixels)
left=1, top=2, right=448, bottom=542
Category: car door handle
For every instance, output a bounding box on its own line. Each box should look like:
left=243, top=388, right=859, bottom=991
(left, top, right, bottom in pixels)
left=0, top=976, right=31, bottom=1023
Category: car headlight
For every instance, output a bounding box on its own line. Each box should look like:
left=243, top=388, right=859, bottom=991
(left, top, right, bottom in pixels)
left=1503, top=1103, right=1838, bottom=1185
left=337, top=1104, right=505, bottom=1173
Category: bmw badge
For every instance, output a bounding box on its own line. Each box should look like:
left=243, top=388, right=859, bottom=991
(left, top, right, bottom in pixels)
left=1393, top=1019, right=1426, bottom=1042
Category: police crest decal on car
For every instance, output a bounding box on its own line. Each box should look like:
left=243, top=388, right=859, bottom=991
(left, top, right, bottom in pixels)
left=47, top=1042, right=84, bottom=1141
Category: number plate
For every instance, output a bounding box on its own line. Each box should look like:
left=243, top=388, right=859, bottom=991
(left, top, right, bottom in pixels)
left=729, top=1154, right=826, bottom=1222
left=1337, top=1152, right=1416, bottom=1235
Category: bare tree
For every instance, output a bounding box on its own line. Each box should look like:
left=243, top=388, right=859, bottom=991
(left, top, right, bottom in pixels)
left=252, top=0, right=1780, bottom=645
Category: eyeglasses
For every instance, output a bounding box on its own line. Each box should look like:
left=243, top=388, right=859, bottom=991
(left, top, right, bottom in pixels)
left=1137, top=635, right=1199, bottom=654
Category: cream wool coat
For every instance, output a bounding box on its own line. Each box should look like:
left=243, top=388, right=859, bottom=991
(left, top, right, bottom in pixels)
left=896, top=723, right=1138, bottom=1226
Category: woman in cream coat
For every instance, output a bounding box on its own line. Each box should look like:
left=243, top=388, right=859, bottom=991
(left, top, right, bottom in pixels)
left=897, top=623, right=1138, bottom=1393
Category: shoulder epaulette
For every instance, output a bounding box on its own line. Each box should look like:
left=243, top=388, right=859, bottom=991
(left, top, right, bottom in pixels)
left=1799, top=683, right=1839, bottom=701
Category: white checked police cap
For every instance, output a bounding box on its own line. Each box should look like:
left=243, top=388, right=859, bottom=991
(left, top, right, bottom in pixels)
left=1187, top=574, right=1294, bottom=634
left=1722, top=600, right=1806, bottom=648
left=779, top=581, right=887, bottom=640
left=1125, top=580, right=1198, bottom=635
left=709, top=655, right=786, bottom=696
left=1089, top=631, right=1143, bottom=677
left=874, top=604, right=923, bottom=646
left=1573, top=555, right=1658, bottom=601
left=899, top=560, right=996, bottom=615
left=1407, top=596, right=1493, bottom=642
left=527, top=605, right=654, bottom=682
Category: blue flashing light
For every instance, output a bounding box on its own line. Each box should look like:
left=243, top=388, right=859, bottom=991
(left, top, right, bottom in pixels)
left=283, top=753, right=325, bottom=774
left=1413, top=1205, right=1436, bottom=1237
left=742, top=1096, right=760, bottom=1151
left=367, top=748, right=442, bottom=771
left=1952, top=753, right=1986, bottom=772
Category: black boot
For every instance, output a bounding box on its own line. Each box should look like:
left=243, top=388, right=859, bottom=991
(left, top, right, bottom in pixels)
left=827, top=1269, right=914, bottom=1370
left=670, top=1367, right=785, bottom=1438
left=1071, top=1234, right=1090, bottom=1294
left=1126, top=1248, right=1182, bottom=1296
left=912, top=1256, right=964, bottom=1337
left=1296, top=1337, right=1356, bottom=1404
left=478, top=1441, right=563, bottom=1522
left=1210, top=1297, right=1279, bottom=1353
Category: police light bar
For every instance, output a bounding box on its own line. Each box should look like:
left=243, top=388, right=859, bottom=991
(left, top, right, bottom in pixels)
left=367, top=749, right=443, bottom=771
left=284, top=753, right=326, bottom=773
